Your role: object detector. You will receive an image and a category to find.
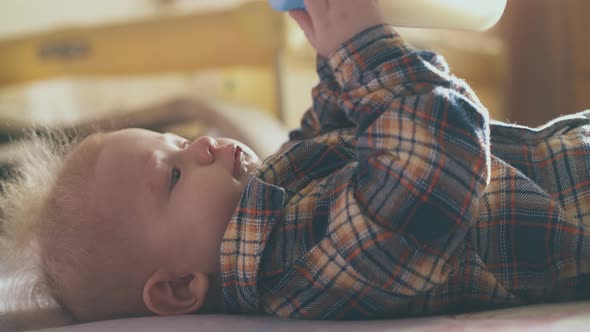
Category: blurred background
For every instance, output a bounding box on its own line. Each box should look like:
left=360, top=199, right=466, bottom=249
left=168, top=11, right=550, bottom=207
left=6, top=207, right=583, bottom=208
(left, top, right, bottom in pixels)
left=0, top=0, right=588, bottom=166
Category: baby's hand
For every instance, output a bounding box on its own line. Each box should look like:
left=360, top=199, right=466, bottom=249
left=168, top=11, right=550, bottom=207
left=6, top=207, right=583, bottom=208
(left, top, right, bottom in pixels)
left=289, top=0, right=385, bottom=58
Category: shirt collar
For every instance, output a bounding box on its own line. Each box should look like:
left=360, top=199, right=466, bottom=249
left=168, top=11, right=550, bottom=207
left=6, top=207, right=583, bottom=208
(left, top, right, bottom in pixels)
left=219, top=173, right=285, bottom=313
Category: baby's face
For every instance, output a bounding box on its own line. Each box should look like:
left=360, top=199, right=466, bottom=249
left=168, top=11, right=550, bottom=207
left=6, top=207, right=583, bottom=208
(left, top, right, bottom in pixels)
left=89, top=128, right=260, bottom=276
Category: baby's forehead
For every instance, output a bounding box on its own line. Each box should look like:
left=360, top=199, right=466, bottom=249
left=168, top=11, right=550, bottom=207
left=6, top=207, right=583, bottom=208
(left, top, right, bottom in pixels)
left=69, top=129, right=153, bottom=168
left=90, top=129, right=159, bottom=217
left=62, top=133, right=106, bottom=178
left=107, top=128, right=162, bottom=142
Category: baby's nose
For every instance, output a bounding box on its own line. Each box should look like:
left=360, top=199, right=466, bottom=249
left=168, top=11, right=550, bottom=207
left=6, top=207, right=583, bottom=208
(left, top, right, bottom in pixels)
left=190, top=136, right=218, bottom=165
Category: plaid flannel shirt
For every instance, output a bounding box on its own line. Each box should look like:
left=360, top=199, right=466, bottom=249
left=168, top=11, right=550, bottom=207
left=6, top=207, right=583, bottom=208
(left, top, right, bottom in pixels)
left=220, top=25, right=590, bottom=319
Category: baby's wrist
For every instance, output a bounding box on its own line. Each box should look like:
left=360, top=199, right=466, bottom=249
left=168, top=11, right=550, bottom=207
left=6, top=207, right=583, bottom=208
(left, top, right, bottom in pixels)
left=322, top=18, right=387, bottom=57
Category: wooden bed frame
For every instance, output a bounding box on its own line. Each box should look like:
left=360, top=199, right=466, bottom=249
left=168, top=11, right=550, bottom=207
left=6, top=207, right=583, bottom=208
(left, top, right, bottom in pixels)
left=0, top=1, right=285, bottom=120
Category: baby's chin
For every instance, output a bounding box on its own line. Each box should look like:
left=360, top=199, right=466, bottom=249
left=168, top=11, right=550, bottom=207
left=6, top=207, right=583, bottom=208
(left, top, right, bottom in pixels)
left=242, top=146, right=261, bottom=173
left=237, top=162, right=259, bottom=187
left=242, top=144, right=260, bottom=163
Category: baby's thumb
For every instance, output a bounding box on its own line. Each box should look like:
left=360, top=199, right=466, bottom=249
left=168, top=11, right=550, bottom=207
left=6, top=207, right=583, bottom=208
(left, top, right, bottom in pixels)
left=289, top=10, right=316, bottom=46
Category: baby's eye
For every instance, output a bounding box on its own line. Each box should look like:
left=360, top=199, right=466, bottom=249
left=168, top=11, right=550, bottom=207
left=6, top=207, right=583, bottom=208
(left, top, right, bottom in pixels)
left=169, top=167, right=182, bottom=192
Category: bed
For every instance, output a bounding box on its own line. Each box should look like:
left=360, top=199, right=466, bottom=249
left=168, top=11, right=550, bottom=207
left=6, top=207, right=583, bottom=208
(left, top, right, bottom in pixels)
left=18, top=301, right=590, bottom=332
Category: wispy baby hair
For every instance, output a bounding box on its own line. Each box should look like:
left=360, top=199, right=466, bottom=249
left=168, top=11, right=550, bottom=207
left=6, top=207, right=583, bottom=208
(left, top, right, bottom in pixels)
left=0, top=128, right=85, bottom=331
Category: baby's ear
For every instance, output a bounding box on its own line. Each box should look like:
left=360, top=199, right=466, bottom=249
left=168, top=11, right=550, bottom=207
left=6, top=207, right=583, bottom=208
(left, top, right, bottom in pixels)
left=142, top=270, right=209, bottom=316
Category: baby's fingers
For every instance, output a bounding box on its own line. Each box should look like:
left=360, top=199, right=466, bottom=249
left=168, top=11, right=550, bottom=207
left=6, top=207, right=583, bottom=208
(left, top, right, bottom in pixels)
left=289, top=9, right=316, bottom=45
left=303, top=0, right=329, bottom=18
left=289, top=9, right=313, bottom=33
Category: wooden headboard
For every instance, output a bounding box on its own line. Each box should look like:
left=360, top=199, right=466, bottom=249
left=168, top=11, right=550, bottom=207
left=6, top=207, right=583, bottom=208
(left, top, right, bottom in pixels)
left=0, top=1, right=294, bottom=167
left=0, top=1, right=286, bottom=122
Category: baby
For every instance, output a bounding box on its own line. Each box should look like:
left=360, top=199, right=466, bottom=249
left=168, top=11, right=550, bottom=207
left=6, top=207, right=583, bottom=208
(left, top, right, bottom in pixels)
left=3, top=0, right=590, bottom=327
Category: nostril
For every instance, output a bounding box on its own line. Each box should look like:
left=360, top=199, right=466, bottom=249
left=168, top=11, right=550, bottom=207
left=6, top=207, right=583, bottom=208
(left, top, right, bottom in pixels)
left=207, top=138, right=220, bottom=154
left=205, top=141, right=217, bottom=164
left=192, top=136, right=218, bottom=165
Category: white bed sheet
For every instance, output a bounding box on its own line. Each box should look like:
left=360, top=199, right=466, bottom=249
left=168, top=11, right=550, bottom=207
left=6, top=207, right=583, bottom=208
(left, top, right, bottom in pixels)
left=31, top=301, right=590, bottom=332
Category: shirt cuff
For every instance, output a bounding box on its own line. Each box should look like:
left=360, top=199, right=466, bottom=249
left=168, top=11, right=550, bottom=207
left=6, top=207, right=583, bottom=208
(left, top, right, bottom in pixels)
left=327, top=24, right=412, bottom=89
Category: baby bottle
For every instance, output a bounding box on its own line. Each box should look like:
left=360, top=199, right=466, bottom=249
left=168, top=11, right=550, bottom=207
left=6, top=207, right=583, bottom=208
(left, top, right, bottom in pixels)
left=268, top=0, right=508, bottom=31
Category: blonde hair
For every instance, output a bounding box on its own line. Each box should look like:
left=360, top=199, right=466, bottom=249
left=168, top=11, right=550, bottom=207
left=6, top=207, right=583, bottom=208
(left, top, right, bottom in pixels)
left=39, top=131, right=151, bottom=323
left=1, top=128, right=158, bottom=329
left=0, top=129, right=83, bottom=330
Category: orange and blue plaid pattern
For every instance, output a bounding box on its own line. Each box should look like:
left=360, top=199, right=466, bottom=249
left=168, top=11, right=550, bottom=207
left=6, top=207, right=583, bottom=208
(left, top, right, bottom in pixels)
left=220, top=25, right=590, bottom=319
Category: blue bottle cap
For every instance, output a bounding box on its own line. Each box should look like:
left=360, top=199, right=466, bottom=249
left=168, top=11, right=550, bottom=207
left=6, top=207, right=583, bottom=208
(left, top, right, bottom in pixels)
left=268, top=0, right=306, bottom=11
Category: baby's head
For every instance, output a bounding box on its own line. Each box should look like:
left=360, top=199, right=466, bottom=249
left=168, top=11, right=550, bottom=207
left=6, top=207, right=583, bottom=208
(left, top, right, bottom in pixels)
left=1, top=128, right=260, bottom=325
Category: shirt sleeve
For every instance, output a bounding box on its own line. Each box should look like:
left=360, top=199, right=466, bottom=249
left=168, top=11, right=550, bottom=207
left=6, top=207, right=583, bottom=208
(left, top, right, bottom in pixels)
left=327, top=25, right=491, bottom=295
left=287, top=55, right=355, bottom=142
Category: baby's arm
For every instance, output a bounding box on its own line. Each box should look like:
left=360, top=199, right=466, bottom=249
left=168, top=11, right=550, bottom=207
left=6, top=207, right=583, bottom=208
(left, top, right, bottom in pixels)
left=293, top=0, right=491, bottom=295
left=286, top=0, right=384, bottom=141
left=287, top=55, right=354, bottom=141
